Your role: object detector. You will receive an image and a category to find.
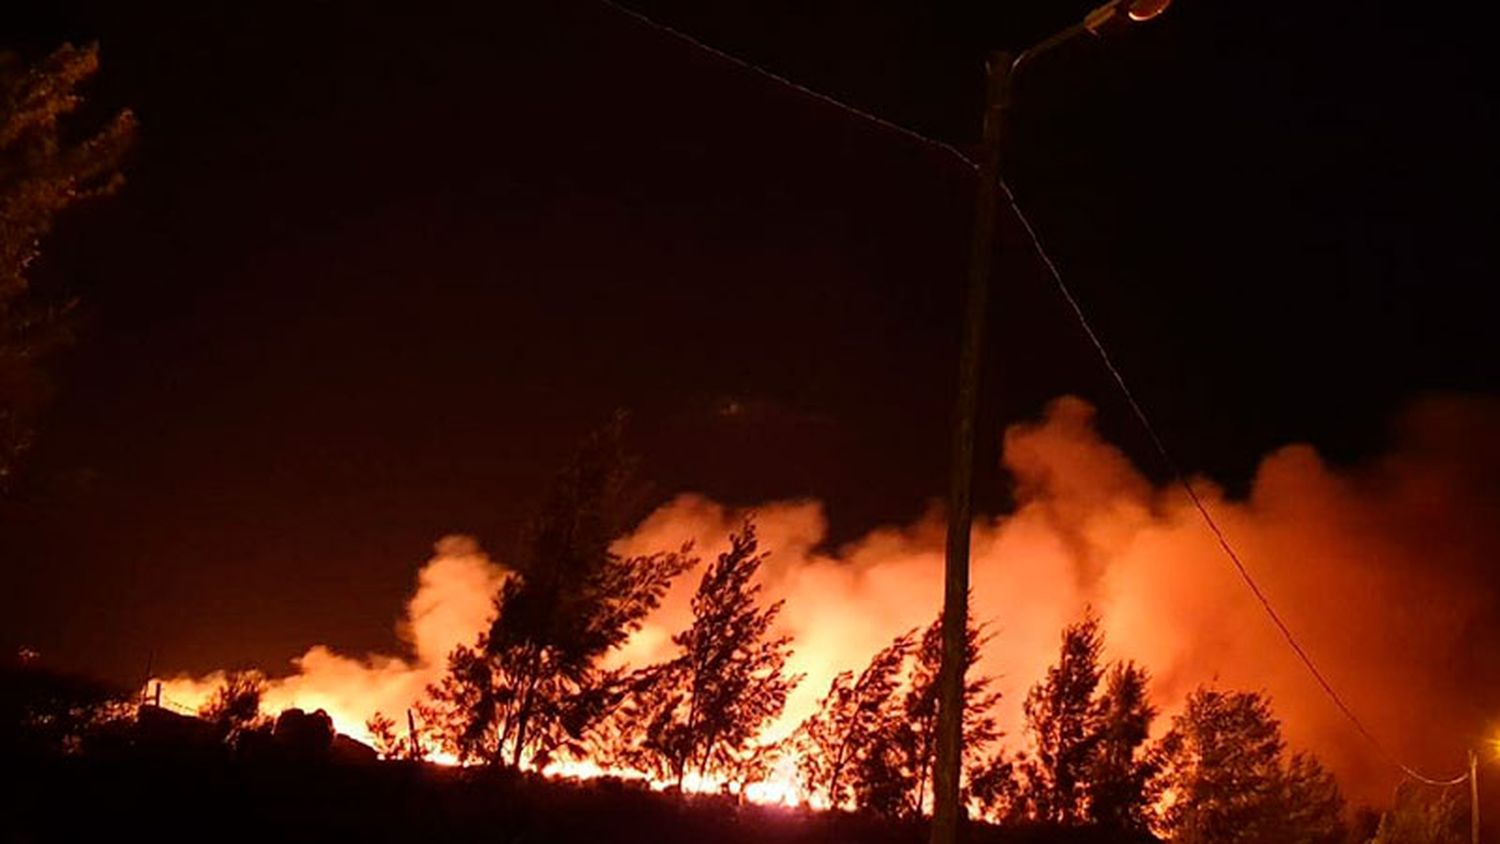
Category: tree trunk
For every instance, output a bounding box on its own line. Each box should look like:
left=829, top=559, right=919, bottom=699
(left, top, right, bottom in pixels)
left=510, top=647, right=541, bottom=769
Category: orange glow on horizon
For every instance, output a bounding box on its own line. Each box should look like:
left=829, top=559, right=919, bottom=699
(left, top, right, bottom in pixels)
left=150, top=394, right=1500, bottom=808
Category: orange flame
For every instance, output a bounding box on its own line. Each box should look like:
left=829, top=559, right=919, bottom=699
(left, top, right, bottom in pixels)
left=155, top=394, right=1500, bottom=804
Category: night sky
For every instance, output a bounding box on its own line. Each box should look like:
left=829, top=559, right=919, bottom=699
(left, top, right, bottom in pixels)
left=2, top=0, right=1495, bottom=684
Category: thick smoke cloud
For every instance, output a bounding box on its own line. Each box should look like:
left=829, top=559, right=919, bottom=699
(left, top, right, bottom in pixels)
left=159, top=394, right=1499, bottom=802
left=157, top=536, right=506, bottom=752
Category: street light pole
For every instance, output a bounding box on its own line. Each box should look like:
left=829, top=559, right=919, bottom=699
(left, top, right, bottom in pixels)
left=929, top=4, right=1169, bottom=842
left=930, top=49, right=1010, bottom=844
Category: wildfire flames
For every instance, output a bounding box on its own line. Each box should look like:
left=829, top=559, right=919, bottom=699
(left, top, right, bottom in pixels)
left=153, top=394, right=1500, bottom=804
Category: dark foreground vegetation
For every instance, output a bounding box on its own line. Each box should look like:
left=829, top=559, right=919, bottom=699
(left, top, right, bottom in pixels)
left=9, top=753, right=1154, bottom=844
left=0, top=663, right=1140, bottom=844
left=7, top=650, right=1474, bottom=844
left=0, top=38, right=1480, bottom=844
left=0, top=422, right=1466, bottom=843
left=0, top=662, right=1151, bottom=844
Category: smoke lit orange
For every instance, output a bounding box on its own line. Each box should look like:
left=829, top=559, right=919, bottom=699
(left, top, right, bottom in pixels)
left=155, top=394, right=1500, bottom=805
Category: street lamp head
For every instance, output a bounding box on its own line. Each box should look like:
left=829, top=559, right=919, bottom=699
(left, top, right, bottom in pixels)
left=1126, top=0, right=1172, bottom=21
left=1083, top=0, right=1171, bottom=36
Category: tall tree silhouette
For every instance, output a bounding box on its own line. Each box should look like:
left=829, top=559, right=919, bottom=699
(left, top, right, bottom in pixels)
left=1084, top=661, right=1158, bottom=831
left=1018, top=613, right=1106, bottom=824
left=425, top=419, right=693, bottom=768
left=794, top=628, right=915, bottom=809
left=1151, top=687, right=1345, bottom=843
left=422, top=640, right=498, bottom=763
left=0, top=43, right=133, bottom=487
left=1279, top=752, right=1346, bottom=843
left=1371, top=781, right=1467, bottom=844
left=854, top=614, right=1001, bottom=818
left=626, top=519, right=798, bottom=788
left=1003, top=613, right=1157, bottom=828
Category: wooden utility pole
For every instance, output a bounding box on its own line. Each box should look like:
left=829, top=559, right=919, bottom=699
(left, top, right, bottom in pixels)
left=930, top=51, right=1012, bottom=844
left=928, top=6, right=1170, bottom=841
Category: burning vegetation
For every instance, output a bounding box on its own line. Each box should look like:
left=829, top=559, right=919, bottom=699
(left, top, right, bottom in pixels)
left=2, top=20, right=1494, bottom=844
left=96, top=394, right=1496, bottom=841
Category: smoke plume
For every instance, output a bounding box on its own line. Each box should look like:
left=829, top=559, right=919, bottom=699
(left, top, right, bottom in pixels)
left=159, top=394, right=1500, bottom=802
left=156, top=536, right=506, bottom=750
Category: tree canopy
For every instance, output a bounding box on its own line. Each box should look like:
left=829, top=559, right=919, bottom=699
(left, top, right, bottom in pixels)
left=625, top=518, right=799, bottom=788
left=1151, top=687, right=1345, bottom=844
left=796, top=611, right=1002, bottom=819
left=0, top=42, right=133, bottom=486
left=425, top=419, right=692, bottom=768
left=1004, top=612, right=1159, bottom=831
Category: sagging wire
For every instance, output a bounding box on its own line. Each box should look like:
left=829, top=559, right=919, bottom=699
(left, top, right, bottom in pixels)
left=596, top=0, right=1470, bottom=789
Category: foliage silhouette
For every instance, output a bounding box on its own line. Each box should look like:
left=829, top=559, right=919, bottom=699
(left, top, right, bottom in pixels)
left=1016, top=613, right=1108, bottom=824
left=1005, top=614, right=1157, bottom=831
left=198, top=669, right=269, bottom=746
left=0, top=43, right=133, bottom=486
left=365, top=711, right=404, bottom=760
left=424, top=418, right=693, bottom=768
left=1084, top=661, right=1157, bottom=832
left=623, top=518, right=800, bottom=789
left=1369, top=781, right=1467, bottom=844
left=795, top=627, right=916, bottom=810
left=1150, top=687, right=1345, bottom=844
left=0, top=660, right=133, bottom=757
left=7, top=746, right=1156, bottom=843
left=2, top=617, right=1379, bottom=843
left=839, top=612, right=1002, bottom=819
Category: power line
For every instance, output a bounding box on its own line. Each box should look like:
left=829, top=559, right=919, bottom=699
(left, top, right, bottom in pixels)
left=596, top=0, right=977, bottom=172
left=594, top=0, right=1469, bottom=789
left=997, top=179, right=1470, bottom=789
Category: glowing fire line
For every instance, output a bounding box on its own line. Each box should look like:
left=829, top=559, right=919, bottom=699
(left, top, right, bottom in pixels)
left=147, top=395, right=1500, bottom=805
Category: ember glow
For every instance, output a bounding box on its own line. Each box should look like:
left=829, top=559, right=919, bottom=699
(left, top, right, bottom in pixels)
left=155, top=394, right=1499, bottom=803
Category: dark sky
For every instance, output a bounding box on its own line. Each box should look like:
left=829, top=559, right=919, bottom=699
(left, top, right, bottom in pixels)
left=2, top=0, right=1495, bottom=684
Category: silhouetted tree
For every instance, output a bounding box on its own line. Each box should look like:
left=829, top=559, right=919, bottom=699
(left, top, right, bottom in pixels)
left=425, top=419, right=693, bottom=768
left=966, top=749, right=1022, bottom=822
left=1153, top=687, right=1281, bottom=841
left=0, top=43, right=133, bottom=486
left=423, top=641, right=498, bottom=763
left=1346, top=807, right=1383, bottom=844
left=365, top=712, right=403, bottom=760
left=1006, top=613, right=1157, bottom=829
left=1016, top=613, right=1106, bottom=824
left=1, top=660, right=133, bottom=756
left=720, top=735, right=787, bottom=799
left=794, top=628, right=916, bottom=809
left=1152, top=687, right=1345, bottom=843
left=1084, top=661, right=1158, bottom=831
left=1279, top=752, right=1346, bottom=843
left=854, top=614, right=1002, bottom=818
left=626, top=520, right=799, bottom=788
left=199, top=669, right=268, bottom=745
left=1370, top=782, right=1467, bottom=844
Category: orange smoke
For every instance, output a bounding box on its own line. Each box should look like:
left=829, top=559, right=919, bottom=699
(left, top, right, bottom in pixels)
left=155, top=536, right=506, bottom=754
left=158, top=394, right=1499, bottom=803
